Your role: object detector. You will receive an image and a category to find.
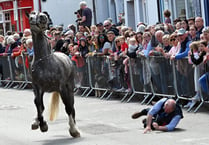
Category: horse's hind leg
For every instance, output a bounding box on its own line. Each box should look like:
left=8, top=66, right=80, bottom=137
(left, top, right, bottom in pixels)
left=31, top=86, right=48, bottom=132
left=60, top=84, right=80, bottom=137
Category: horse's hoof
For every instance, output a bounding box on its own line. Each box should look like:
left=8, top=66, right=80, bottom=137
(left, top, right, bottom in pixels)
left=31, top=121, right=39, bottom=130
left=40, top=121, right=48, bottom=132
left=31, top=120, right=40, bottom=130
left=70, top=130, right=81, bottom=138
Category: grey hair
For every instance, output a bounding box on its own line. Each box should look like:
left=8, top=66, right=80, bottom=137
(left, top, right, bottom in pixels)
left=26, top=38, right=33, bottom=45
left=80, top=1, right=87, bottom=6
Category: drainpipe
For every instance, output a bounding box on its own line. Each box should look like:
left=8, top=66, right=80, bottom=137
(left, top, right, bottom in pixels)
left=13, top=0, right=19, bottom=32
left=38, top=0, right=42, bottom=12
left=92, top=0, right=97, bottom=24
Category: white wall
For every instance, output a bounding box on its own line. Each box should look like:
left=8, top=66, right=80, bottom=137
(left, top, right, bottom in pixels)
left=94, top=0, right=109, bottom=24
left=124, top=0, right=135, bottom=30
left=33, top=0, right=94, bottom=29
left=146, top=0, right=158, bottom=25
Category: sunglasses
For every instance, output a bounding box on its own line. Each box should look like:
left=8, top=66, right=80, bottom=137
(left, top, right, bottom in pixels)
left=104, top=24, right=110, bottom=27
left=170, top=38, right=176, bottom=41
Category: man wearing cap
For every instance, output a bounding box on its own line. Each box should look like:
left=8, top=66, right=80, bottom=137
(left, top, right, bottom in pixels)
left=103, top=20, right=119, bottom=36
left=96, top=22, right=105, bottom=34
left=78, top=1, right=92, bottom=28
left=171, top=28, right=191, bottom=60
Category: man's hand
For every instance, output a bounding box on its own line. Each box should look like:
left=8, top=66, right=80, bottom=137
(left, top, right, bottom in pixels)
left=143, top=126, right=152, bottom=134
left=152, top=122, right=159, bottom=130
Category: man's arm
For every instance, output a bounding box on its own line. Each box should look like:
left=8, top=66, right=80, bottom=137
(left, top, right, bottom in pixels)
left=175, top=41, right=191, bottom=59
left=144, top=114, right=153, bottom=133
left=153, top=115, right=181, bottom=131
left=144, top=98, right=167, bottom=133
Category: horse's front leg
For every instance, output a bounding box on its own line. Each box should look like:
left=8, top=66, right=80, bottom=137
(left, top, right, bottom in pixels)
left=31, top=86, right=48, bottom=132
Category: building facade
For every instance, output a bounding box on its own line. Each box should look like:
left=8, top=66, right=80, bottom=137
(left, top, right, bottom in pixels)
left=124, top=0, right=209, bottom=30
left=0, top=0, right=33, bottom=35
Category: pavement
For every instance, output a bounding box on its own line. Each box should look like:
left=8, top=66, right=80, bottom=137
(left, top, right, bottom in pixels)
left=0, top=88, right=209, bottom=145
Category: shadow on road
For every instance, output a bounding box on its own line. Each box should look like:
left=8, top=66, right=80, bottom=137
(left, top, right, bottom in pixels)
left=37, top=135, right=85, bottom=145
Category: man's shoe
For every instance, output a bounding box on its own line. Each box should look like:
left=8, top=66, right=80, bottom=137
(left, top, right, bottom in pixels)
left=131, top=111, right=143, bottom=119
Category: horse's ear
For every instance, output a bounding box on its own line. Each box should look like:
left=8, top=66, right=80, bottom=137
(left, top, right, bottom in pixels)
left=25, top=11, right=30, bottom=19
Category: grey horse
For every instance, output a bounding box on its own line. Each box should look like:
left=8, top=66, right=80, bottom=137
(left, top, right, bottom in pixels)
left=29, top=12, right=80, bottom=137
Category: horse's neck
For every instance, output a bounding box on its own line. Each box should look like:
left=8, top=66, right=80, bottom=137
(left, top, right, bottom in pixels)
left=32, top=32, right=52, bottom=60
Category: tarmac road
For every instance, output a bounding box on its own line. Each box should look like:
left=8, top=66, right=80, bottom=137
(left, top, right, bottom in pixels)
left=0, top=88, right=209, bottom=145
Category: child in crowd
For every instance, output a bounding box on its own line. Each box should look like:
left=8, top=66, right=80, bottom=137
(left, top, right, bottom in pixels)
left=123, top=38, right=138, bottom=92
left=71, top=45, right=85, bottom=87
left=120, top=35, right=128, bottom=53
left=198, top=41, right=209, bottom=96
left=90, top=25, right=97, bottom=36
left=185, top=40, right=207, bottom=109
left=162, top=34, right=172, bottom=52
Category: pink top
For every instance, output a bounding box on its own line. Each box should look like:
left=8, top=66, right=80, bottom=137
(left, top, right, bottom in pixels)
left=168, top=44, right=181, bottom=56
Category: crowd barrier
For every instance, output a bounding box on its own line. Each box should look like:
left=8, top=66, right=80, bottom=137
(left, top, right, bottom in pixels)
left=0, top=53, right=208, bottom=112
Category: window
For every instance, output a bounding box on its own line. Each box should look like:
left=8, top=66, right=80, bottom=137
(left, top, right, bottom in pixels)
left=5, top=13, right=10, bottom=21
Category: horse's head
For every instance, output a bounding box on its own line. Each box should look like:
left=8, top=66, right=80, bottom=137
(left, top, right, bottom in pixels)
left=29, top=12, right=48, bottom=33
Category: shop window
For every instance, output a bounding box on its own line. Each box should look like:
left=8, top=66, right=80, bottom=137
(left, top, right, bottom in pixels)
left=187, top=0, right=201, bottom=18
left=5, top=13, right=10, bottom=21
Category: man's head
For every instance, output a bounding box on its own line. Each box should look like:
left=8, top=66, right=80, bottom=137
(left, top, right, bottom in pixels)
left=202, top=27, right=209, bottom=42
left=195, top=17, right=204, bottom=30
left=155, top=30, right=164, bottom=43
left=79, top=1, right=87, bottom=9
left=106, top=31, right=115, bottom=42
left=177, top=28, right=187, bottom=43
left=96, top=22, right=104, bottom=32
left=188, top=17, right=195, bottom=27
left=103, top=20, right=112, bottom=30
left=78, top=25, right=86, bottom=33
left=164, top=99, right=176, bottom=113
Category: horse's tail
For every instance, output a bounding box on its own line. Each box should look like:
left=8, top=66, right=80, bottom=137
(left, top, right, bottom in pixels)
left=49, top=92, right=60, bottom=121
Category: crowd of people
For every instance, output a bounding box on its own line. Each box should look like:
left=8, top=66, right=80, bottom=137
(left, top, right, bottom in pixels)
left=0, top=1, right=209, bottom=133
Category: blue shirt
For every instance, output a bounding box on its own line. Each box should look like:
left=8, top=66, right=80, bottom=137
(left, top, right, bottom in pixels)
left=148, top=98, right=182, bottom=131
left=175, top=40, right=191, bottom=59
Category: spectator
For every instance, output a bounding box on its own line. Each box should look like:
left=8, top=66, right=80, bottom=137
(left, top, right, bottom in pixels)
left=102, top=31, right=116, bottom=55
left=181, top=19, right=189, bottom=31
left=185, top=41, right=207, bottom=109
left=96, top=22, right=105, bottom=34
left=52, top=31, right=64, bottom=52
left=0, top=35, right=5, bottom=53
left=90, top=25, right=97, bottom=36
left=189, top=25, right=199, bottom=41
left=188, top=17, right=195, bottom=28
left=26, top=38, right=34, bottom=58
left=103, top=20, right=119, bottom=36
left=163, top=9, right=171, bottom=24
left=86, top=35, right=97, bottom=56
left=202, top=27, right=209, bottom=45
left=97, top=33, right=108, bottom=53
left=131, top=98, right=183, bottom=133
left=78, top=1, right=92, bottom=28
left=195, top=17, right=204, bottom=40
left=23, top=29, right=32, bottom=38
left=79, top=37, right=89, bottom=58
left=162, top=33, right=180, bottom=58
left=171, top=28, right=191, bottom=60
left=162, top=34, right=171, bottom=52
